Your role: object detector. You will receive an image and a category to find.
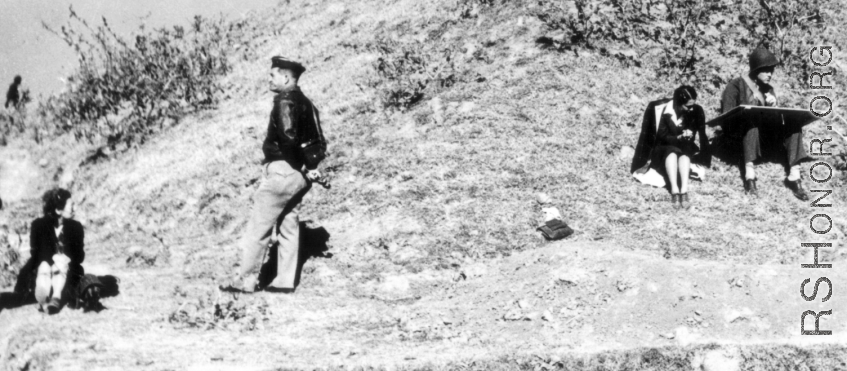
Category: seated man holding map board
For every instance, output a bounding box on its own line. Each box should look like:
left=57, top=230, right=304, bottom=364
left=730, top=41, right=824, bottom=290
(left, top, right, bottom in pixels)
left=712, top=46, right=817, bottom=200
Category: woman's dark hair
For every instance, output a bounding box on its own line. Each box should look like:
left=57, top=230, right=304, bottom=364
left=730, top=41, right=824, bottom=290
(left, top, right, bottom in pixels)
left=42, top=188, right=71, bottom=217
left=673, top=85, right=698, bottom=107
left=13, top=75, right=21, bottom=84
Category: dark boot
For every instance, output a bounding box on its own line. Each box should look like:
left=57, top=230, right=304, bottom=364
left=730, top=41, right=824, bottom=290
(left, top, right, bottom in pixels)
left=671, top=194, right=680, bottom=208
left=744, top=179, right=758, bottom=196
left=785, top=179, right=809, bottom=201
left=46, top=297, right=61, bottom=315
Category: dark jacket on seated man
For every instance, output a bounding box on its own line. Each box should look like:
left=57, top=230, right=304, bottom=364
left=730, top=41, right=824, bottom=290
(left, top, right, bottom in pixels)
left=15, top=217, right=85, bottom=301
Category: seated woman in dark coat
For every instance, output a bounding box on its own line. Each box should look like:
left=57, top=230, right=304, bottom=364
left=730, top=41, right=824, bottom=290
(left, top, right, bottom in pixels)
left=654, top=86, right=709, bottom=207
left=16, top=188, right=85, bottom=314
left=631, top=86, right=711, bottom=208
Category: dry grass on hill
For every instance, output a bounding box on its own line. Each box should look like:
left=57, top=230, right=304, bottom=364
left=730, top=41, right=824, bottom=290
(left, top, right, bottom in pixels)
left=1, top=0, right=847, bottom=369
left=4, top=0, right=842, bottom=281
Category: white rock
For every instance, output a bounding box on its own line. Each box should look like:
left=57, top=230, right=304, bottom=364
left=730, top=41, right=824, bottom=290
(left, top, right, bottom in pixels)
left=461, top=263, right=488, bottom=279
left=551, top=267, right=589, bottom=285
left=674, top=326, right=699, bottom=346
left=459, top=102, right=475, bottom=113
left=723, top=307, right=754, bottom=324
left=542, top=207, right=562, bottom=221
left=619, top=146, right=635, bottom=160
left=379, top=275, right=410, bottom=293
left=701, top=350, right=740, bottom=371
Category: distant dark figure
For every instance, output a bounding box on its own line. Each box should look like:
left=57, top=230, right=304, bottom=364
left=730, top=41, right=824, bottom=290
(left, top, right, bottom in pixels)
left=5, top=75, right=22, bottom=109
left=14, top=188, right=85, bottom=314
left=632, top=86, right=711, bottom=209
left=719, top=46, right=810, bottom=200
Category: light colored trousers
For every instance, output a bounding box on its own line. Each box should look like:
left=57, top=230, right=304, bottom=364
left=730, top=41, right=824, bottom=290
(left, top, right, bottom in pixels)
left=239, top=160, right=308, bottom=289
left=35, top=253, right=70, bottom=307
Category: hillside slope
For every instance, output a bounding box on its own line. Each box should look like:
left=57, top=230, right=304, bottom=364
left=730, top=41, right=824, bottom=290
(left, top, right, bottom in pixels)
left=1, top=0, right=847, bottom=369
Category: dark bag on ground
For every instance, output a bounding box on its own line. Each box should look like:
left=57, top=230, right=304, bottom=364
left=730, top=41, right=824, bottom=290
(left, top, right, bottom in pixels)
left=75, top=274, right=105, bottom=310
left=537, top=219, right=574, bottom=241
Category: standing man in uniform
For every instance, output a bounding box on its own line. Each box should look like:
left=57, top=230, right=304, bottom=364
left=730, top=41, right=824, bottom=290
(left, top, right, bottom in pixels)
left=222, top=56, right=326, bottom=293
left=720, top=46, right=810, bottom=200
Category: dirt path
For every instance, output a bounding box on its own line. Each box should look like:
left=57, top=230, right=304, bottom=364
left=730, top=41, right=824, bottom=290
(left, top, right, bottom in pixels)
left=3, top=240, right=847, bottom=370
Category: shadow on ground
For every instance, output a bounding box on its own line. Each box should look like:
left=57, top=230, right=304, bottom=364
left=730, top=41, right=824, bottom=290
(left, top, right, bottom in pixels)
left=258, top=222, right=332, bottom=290
left=710, top=129, right=809, bottom=183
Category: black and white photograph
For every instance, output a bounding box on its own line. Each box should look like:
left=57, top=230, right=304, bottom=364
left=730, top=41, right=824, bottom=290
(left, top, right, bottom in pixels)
left=0, top=0, right=845, bottom=369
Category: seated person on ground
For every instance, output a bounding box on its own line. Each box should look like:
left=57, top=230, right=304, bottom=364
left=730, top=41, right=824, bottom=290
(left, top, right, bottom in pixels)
left=631, top=86, right=711, bottom=207
left=719, top=46, right=810, bottom=200
left=15, top=188, right=85, bottom=314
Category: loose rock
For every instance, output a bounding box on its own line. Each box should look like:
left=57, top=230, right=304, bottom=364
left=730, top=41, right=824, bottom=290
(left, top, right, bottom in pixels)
left=461, top=263, right=488, bottom=279
left=619, top=146, right=635, bottom=160
left=379, top=275, right=410, bottom=294
left=701, top=350, right=740, bottom=371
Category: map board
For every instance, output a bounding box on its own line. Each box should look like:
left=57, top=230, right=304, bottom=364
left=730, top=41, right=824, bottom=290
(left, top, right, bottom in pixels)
left=706, top=105, right=820, bottom=129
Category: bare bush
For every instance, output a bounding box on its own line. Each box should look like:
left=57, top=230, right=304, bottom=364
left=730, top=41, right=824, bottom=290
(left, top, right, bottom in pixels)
left=369, top=38, right=463, bottom=110
left=39, top=7, right=242, bottom=148
left=535, top=0, right=825, bottom=94
left=0, top=230, right=21, bottom=288
left=168, top=290, right=270, bottom=331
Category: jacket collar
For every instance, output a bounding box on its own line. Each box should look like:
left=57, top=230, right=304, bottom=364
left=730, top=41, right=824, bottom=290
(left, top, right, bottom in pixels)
left=653, top=100, right=681, bottom=128
left=274, top=86, right=302, bottom=100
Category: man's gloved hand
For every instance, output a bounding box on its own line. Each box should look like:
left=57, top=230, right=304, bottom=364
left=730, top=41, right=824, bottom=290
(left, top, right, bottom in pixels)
left=306, top=169, right=331, bottom=189
left=305, top=169, right=322, bottom=182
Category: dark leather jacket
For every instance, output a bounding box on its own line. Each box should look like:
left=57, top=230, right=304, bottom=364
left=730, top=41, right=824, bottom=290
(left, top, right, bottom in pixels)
left=262, top=87, right=322, bottom=170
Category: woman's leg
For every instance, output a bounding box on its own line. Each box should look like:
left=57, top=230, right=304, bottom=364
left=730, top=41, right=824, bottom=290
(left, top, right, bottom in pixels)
left=665, top=153, right=679, bottom=194
left=679, top=155, right=691, bottom=194
left=34, top=262, right=51, bottom=308
left=50, top=255, right=69, bottom=303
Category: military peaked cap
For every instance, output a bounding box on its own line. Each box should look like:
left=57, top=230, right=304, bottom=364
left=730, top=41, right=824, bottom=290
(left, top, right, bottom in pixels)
left=271, top=56, right=306, bottom=76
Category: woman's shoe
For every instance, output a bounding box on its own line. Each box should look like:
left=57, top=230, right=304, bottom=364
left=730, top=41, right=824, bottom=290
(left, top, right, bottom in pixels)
left=46, top=297, right=61, bottom=315
left=671, top=194, right=680, bottom=207
left=681, top=193, right=690, bottom=209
